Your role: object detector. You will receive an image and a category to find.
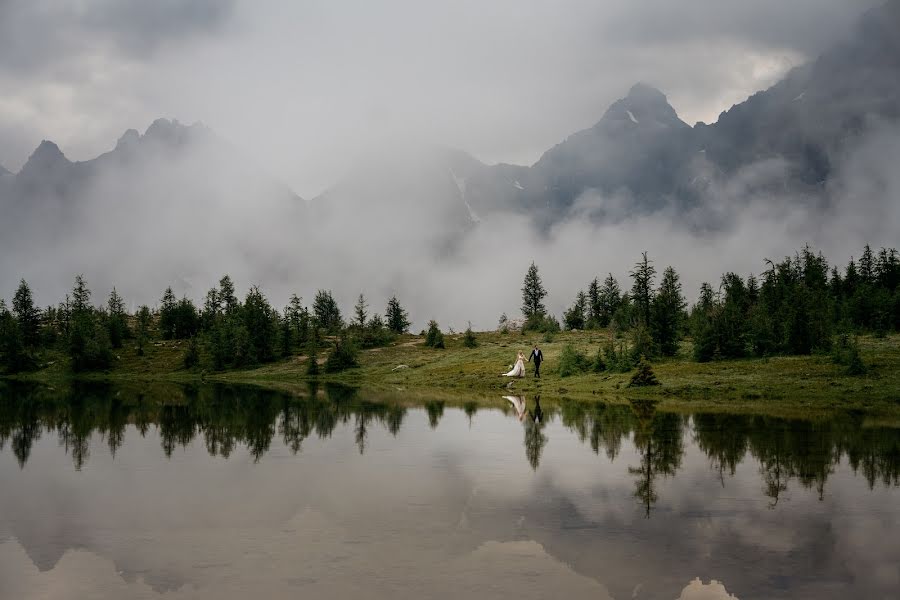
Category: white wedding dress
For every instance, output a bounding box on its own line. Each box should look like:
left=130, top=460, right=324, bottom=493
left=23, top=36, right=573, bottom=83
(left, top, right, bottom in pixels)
left=504, top=356, right=526, bottom=378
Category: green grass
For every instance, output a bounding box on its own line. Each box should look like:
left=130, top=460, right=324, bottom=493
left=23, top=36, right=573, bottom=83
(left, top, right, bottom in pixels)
left=7, top=330, right=900, bottom=415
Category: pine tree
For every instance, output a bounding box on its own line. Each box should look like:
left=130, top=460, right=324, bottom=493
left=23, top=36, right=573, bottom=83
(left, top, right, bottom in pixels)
left=12, top=279, right=40, bottom=350
left=630, top=252, right=656, bottom=327
left=353, top=293, right=368, bottom=328
left=218, top=275, right=239, bottom=315
left=651, top=267, right=686, bottom=356
left=859, top=244, right=875, bottom=284
left=159, top=287, right=178, bottom=339
left=385, top=295, right=410, bottom=334
left=599, top=274, right=622, bottom=328
left=106, top=287, right=130, bottom=349
left=136, top=305, right=152, bottom=356
left=71, top=275, right=91, bottom=314
left=521, top=262, right=547, bottom=320
left=67, top=276, right=112, bottom=372
left=425, top=320, right=443, bottom=348
left=563, top=290, right=587, bottom=330
left=691, top=282, right=718, bottom=362
left=313, top=290, right=343, bottom=333
left=0, top=299, right=32, bottom=372
left=243, top=286, right=277, bottom=363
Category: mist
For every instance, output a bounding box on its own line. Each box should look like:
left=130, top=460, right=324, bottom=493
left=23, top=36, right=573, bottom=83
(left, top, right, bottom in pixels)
left=1, top=0, right=898, bottom=331
left=1, top=115, right=897, bottom=332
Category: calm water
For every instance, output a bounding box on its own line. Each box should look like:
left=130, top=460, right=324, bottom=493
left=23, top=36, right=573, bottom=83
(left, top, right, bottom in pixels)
left=1, top=382, right=899, bottom=599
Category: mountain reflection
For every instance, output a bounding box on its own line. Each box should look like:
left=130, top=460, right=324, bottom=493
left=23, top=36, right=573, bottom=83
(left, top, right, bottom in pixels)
left=1, top=381, right=898, bottom=516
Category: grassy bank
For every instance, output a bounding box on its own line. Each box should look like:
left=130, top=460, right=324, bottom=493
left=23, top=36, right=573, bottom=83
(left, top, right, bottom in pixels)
left=7, top=329, right=900, bottom=414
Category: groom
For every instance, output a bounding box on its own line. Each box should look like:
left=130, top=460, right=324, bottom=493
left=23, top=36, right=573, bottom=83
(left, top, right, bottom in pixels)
left=528, top=344, right=543, bottom=378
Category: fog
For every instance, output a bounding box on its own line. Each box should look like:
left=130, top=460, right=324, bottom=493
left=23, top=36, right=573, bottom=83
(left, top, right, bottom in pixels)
left=0, top=0, right=881, bottom=193
left=0, top=1, right=897, bottom=330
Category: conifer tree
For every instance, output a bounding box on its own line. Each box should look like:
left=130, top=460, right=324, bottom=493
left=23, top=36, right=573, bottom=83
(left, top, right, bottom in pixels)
left=313, top=290, right=343, bottom=333
left=136, top=305, right=152, bottom=356
left=12, top=279, right=41, bottom=350
left=106, top=287, right=130, bottom=349
left=386, top=295, right=410, bottom=334
left=630, top=252, right=656, bottom=327
left=0, top=299, right=31, bottom=372
left=521, top=262, right=547, bottom=320
left=306, top=329, right=320, bottom=376
left=651, top=266, right=686, bottom=356
left=587, top=277, right=602, bottom=328
left=159, top=287, right=178, bottom=339
left=353, top=293, right=368, bottom=329
left=564, top=290, right=587, bottom=330
left=463, top=322, right=478, bottom=348
left=599, top=274, right=622, bottom=328
left=218, top=275, right=239, bottom=315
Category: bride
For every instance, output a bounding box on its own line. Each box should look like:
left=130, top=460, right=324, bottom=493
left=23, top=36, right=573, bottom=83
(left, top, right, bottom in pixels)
left=503, top=351, right=527, bottom=378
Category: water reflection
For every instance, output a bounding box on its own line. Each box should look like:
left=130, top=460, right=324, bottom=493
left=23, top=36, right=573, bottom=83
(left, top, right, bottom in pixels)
left=1, top=381, right=899, bottom=510
left=2, top=380, right=900, bottom=598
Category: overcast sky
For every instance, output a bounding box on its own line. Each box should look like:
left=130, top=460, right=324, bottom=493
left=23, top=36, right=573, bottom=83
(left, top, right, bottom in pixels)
left=0, top=0, right=882, bottom=196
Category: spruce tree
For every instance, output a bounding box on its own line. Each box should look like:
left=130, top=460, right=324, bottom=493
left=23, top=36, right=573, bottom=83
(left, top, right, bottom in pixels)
left=106, top=287, right=130, bottom=349
left=353, top=293, right=368, bottom=328
left=0, top=299, right=31, bottom=372
left=385, top=296, right=410, bottom=334
left=651, top=267, right=686, bottom=356
left=563, top=290, right=587, bottom=330
left=218, top=275, right=239, bottom=315
left=313, top=290, right=343, bottom=333
left=630, top=252, right=656, bottom=327
left=12, top=280, right=41, bottom=350
left=136, top=305, right=152, bottom=356
left=159, top=287, right=178, bottom=339
left=599, top=274, right=622, bottom=328
left=521, top=262, right=547, bottom=320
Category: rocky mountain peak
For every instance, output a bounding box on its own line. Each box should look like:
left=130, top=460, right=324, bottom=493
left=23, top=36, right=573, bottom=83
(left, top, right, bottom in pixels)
left=114, top=128, right=141, bottom=151
left=20, top=140, right=70, bottom=176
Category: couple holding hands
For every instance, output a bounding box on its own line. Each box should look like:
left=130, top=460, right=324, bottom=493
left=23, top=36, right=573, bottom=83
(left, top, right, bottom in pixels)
left=503, top=345, right=543, bottom=379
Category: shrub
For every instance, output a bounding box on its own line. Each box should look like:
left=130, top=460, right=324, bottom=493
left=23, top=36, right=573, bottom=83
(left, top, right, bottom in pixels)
left=183, top=336, right=200, bottom=369
left=629, top=355, right=660, bottom=387
left=425, top=320, right=444, bottom=348
left=523, top=313, right=561, bottom=334
left=831, top=334, right=867, bottom=376
left=306, top=334, right=320, bottom=377
left=325, top=337, right=359, bottom=373
left=602, top=340, right=633, bottom=373
left=432, top=331, right=445, bottom=349
left=558, top=344, right=592, bottom=378
left=463, top=323, right=478, bottom=348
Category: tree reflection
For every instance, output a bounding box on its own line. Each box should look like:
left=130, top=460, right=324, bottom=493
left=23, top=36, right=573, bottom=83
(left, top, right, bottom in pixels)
left=1, top=380, right=900, bottom=506
left=628, top=402, right=685, bottom=518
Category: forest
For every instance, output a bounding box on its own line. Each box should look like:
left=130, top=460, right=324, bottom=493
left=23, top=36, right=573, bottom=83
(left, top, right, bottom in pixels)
left=0, top=244, right=898, bottom=380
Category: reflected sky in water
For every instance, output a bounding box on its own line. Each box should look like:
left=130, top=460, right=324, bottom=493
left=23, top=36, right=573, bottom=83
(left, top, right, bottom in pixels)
left=0, top=382, right=898, bottom=599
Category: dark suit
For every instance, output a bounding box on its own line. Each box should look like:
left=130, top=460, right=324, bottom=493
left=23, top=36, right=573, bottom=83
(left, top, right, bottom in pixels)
left=529, top=348, right=543, bottom=378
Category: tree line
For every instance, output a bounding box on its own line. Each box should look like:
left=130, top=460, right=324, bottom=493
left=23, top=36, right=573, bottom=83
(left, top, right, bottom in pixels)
left=519, top=244, right=899, bottom=372
left=0, top=274, right=411, bottom=375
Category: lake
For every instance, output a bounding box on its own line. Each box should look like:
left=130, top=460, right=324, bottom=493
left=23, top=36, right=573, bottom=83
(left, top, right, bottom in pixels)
left=1, top=381, right=898, bottom=599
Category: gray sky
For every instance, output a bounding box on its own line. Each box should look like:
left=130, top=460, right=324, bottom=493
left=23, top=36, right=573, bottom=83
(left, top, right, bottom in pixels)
left=0, top=0, right=881, bottom=196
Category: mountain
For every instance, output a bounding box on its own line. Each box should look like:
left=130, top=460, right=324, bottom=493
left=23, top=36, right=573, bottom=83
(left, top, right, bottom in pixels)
left=0, top=164, right=9, bottom=176
left=319, top=0, right=900, bottom=230
left=0, top=119, right=306, bottom=299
